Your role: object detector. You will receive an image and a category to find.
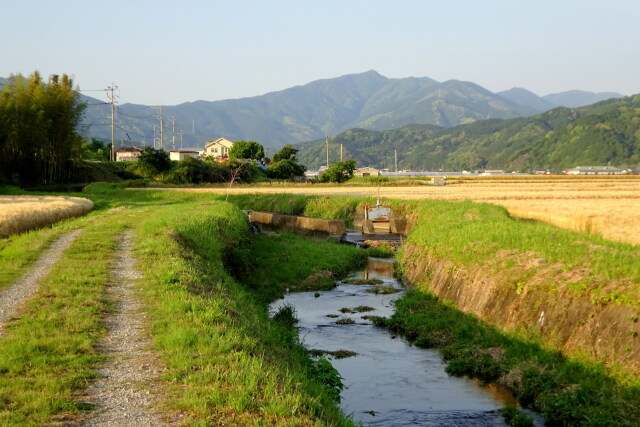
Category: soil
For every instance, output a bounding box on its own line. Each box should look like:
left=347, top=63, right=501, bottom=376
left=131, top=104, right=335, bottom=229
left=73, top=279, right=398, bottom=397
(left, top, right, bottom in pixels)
left=79, top=230, right=178, bottom=426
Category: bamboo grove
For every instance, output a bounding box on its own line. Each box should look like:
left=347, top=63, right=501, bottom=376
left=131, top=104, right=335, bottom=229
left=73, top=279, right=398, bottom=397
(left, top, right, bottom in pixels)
left=0, top=72, right=85, bottom=186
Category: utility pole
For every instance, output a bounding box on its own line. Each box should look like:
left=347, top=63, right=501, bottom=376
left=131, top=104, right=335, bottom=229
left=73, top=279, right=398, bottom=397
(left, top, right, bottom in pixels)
left=106, top=85, right=118, bottom=161
left=153, top=106, right=164, bottom=150
left=179, top=130, right=184, bottom=149
left=340, top=144, right=343, bottom=162
left=325, top=137, right=329, bottom=167
left=170, top=116, right=176, bottom=150
left=159, top=107, right=164, bottom=150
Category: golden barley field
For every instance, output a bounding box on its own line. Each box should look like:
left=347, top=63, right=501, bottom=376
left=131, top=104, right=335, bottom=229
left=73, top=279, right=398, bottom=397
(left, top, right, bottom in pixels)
left=0, top=196, right=93, bottom=238
left=175, top=176, right=640, bottom=245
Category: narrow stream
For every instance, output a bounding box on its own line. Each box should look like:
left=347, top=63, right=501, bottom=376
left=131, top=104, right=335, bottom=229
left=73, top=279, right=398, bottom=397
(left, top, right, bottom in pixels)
left=270, top=258, right=534, bottom=426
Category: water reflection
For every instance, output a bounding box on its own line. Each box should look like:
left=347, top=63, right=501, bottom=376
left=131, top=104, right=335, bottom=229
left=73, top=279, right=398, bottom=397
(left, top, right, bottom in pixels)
left=271, top=258, right=535, bottom=426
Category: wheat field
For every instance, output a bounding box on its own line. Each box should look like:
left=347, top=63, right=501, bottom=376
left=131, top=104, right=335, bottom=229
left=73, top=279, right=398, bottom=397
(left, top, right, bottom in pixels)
left=0, top=196, right=93, bottom=238
left=175, top=177, right=640, bottom=245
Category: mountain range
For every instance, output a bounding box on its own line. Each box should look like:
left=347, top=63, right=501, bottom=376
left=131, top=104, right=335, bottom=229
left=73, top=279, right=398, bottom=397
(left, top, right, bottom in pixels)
left=1, top=71, right=621, bottom=152
left=296, top=94, right=640, bottom=171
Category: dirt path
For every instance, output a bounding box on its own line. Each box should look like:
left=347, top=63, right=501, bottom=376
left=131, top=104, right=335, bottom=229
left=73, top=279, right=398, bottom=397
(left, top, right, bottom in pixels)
left=81, top=230, right=176, bottom=427
left=0, top=229, right=83, bottom=336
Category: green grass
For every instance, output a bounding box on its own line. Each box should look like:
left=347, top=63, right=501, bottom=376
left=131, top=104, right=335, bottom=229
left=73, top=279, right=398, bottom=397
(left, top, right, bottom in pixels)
left=0, top=218, right=127, bottom=425
left=379, top=289, right=640, bottom=426
left=132, top=201, right=355, bottom=425
left=401, top=200, right=640, bottom=303
left=245, top=232, right=368, bottom=301
left=0, top=188, right=365, bottom=425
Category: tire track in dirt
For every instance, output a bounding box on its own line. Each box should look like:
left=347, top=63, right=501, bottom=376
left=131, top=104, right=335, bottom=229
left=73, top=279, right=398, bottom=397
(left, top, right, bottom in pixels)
left=0, top=229, right=83, bottom=336
left=81, top=230, right=176, bottom=427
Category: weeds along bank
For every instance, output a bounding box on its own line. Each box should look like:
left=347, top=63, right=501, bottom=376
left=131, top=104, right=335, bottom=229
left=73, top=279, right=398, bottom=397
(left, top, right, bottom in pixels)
left=235, top=193, right=640, bottom=373
left=0, top=186, right=366, bottom=425
left=230, top=193, right=640, bottom=424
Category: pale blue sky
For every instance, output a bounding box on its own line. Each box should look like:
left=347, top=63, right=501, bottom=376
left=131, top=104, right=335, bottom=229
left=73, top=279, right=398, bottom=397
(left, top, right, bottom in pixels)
left=2, top=0, right=639, bottom=105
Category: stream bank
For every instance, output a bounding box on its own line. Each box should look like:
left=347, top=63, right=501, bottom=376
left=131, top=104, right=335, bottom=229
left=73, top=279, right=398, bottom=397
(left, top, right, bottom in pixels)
left=270, top=258, right=539, bottom=426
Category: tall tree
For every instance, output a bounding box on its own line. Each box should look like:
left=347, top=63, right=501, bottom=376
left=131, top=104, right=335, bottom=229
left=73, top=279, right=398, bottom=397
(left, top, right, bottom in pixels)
left=0, top=72, right=85, bottom=185
left=228, top=140, right=265, bottom=161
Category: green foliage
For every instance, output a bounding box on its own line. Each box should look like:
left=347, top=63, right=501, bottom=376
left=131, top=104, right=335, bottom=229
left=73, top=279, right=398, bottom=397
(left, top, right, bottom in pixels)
left=298, top=95, right=640, bottom=171
left=137, top=147, right=171, bottom=176
left=272, top=144, right=300, bottom=162
left=228, top=140, right=265, bottom=161
left=499, top=406, right=534, bottom=427
left=272, top=304, right=299, bottom=329
left=81, top=138, right=110, bottom=161
left=311, top=358, right=345, bottom=403
left=266, top=159, right=306, bottom=180
left=318, top=160, right=357, bottom=183
left=243, top=232, right=367, bottom=302
left=164, top=157, right=230, bottom=184
left=227, top=158, right=266, bottom=183
left=226, top=194, right=310, bottom=215
left=383, top=290, right=640, bottom=425
left=0, top=72, right=86, bottom=186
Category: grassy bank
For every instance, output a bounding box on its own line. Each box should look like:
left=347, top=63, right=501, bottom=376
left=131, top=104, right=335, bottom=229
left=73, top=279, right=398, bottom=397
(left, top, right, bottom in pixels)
left=227, top=192, right=640, bottom=425
left=133, top=201, right=362, bottom=425
left=377, top=290, right=640, bottom=425
left=0, top=186, right=367, bottom=425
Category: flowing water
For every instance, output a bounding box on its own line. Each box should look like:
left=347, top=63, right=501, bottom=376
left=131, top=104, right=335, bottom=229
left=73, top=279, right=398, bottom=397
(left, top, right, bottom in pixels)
left=271, top=258, right=541, bottom=426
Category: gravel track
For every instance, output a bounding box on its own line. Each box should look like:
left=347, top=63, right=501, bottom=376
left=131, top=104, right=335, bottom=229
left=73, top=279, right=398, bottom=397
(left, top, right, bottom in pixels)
left=81, top=230, right=176, bottom=427
left=0, top=229, right=83, bottom=336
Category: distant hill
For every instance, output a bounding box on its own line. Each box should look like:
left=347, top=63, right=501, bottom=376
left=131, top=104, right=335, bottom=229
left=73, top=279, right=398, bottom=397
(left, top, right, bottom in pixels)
left=79, top=71, right=538, bottom=151
left=542, top=90, right=623, bottom=108
left=497, top=87, right=556, bottom=113
left=297, top=94, right=640, bottom=171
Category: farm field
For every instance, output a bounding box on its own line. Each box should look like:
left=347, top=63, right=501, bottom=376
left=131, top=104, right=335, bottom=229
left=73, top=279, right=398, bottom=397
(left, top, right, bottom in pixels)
left=170, top=177, right=640, bottom=245
left=0, top=195, right=93, bottom=238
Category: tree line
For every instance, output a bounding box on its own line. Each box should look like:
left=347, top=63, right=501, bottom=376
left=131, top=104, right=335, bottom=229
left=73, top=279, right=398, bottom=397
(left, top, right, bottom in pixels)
left=0, top=71, right=355, bottom=187
left=0, top=72, right=85, bottom=186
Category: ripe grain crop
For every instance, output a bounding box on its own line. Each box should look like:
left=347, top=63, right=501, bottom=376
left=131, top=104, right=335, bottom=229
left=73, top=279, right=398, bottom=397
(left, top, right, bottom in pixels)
left=166, top=176, right=640, bottom=245
left=0, top=196, right=93, bottom=238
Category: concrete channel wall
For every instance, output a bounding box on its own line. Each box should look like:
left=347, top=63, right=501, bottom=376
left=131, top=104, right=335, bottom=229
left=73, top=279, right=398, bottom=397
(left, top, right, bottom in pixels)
left=248, top=211, right=345, bottom=236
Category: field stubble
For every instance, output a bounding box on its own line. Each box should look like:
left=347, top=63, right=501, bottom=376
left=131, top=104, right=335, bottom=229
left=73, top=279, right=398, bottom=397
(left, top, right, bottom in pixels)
left=0, top=196, right=93, bottom=238
left=176, top=177, right=640, bottom=245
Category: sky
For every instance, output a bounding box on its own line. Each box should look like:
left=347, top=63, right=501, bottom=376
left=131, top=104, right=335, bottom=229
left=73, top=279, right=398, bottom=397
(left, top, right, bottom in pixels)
left=2, top=0, right=639, bottom=106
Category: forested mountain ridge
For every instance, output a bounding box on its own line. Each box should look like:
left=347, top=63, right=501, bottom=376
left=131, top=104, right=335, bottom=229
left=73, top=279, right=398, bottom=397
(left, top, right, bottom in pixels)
left=0, top=72, right=624, bottom=153
left=297, top=94, right=640, bottom=171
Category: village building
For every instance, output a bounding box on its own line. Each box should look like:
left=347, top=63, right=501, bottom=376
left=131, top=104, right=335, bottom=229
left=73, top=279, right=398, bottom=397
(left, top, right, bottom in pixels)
left=169, top=150, right=200, bottom=161
left=203, top=138, right=234, bottom=160
left=566, top=166, right=625, bottom=175
left=354, top=167, right=381, bottom=177
left=114, top=147, right=142, bottom=162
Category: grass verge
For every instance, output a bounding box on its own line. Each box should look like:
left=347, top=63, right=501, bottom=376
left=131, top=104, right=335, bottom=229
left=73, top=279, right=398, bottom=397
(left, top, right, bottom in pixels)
left=132, top=200, right=356, bottom=425
left=0, top=217, right=126, bottom=425
left=377, top=289, right=640, bottom=426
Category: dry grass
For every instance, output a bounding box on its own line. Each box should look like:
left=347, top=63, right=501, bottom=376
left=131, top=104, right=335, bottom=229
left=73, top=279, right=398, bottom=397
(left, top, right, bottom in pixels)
left=163, top=176, right=640, bottom=245
left=0, top=196, right=93, bottom=238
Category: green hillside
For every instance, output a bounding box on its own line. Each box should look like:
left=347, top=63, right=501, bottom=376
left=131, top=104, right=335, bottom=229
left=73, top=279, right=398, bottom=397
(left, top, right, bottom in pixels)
left=78, top=71, right=539, bottom=151
left=297, top=94, right=640, bottom=171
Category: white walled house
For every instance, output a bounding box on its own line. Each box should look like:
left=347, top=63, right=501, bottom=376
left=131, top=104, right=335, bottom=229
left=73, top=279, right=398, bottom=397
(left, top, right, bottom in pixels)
left=203, top=138, right=234, bottom=160
left=169, top=150, right=200, bottom=161
left=114, top=147, right=142, bottom=162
